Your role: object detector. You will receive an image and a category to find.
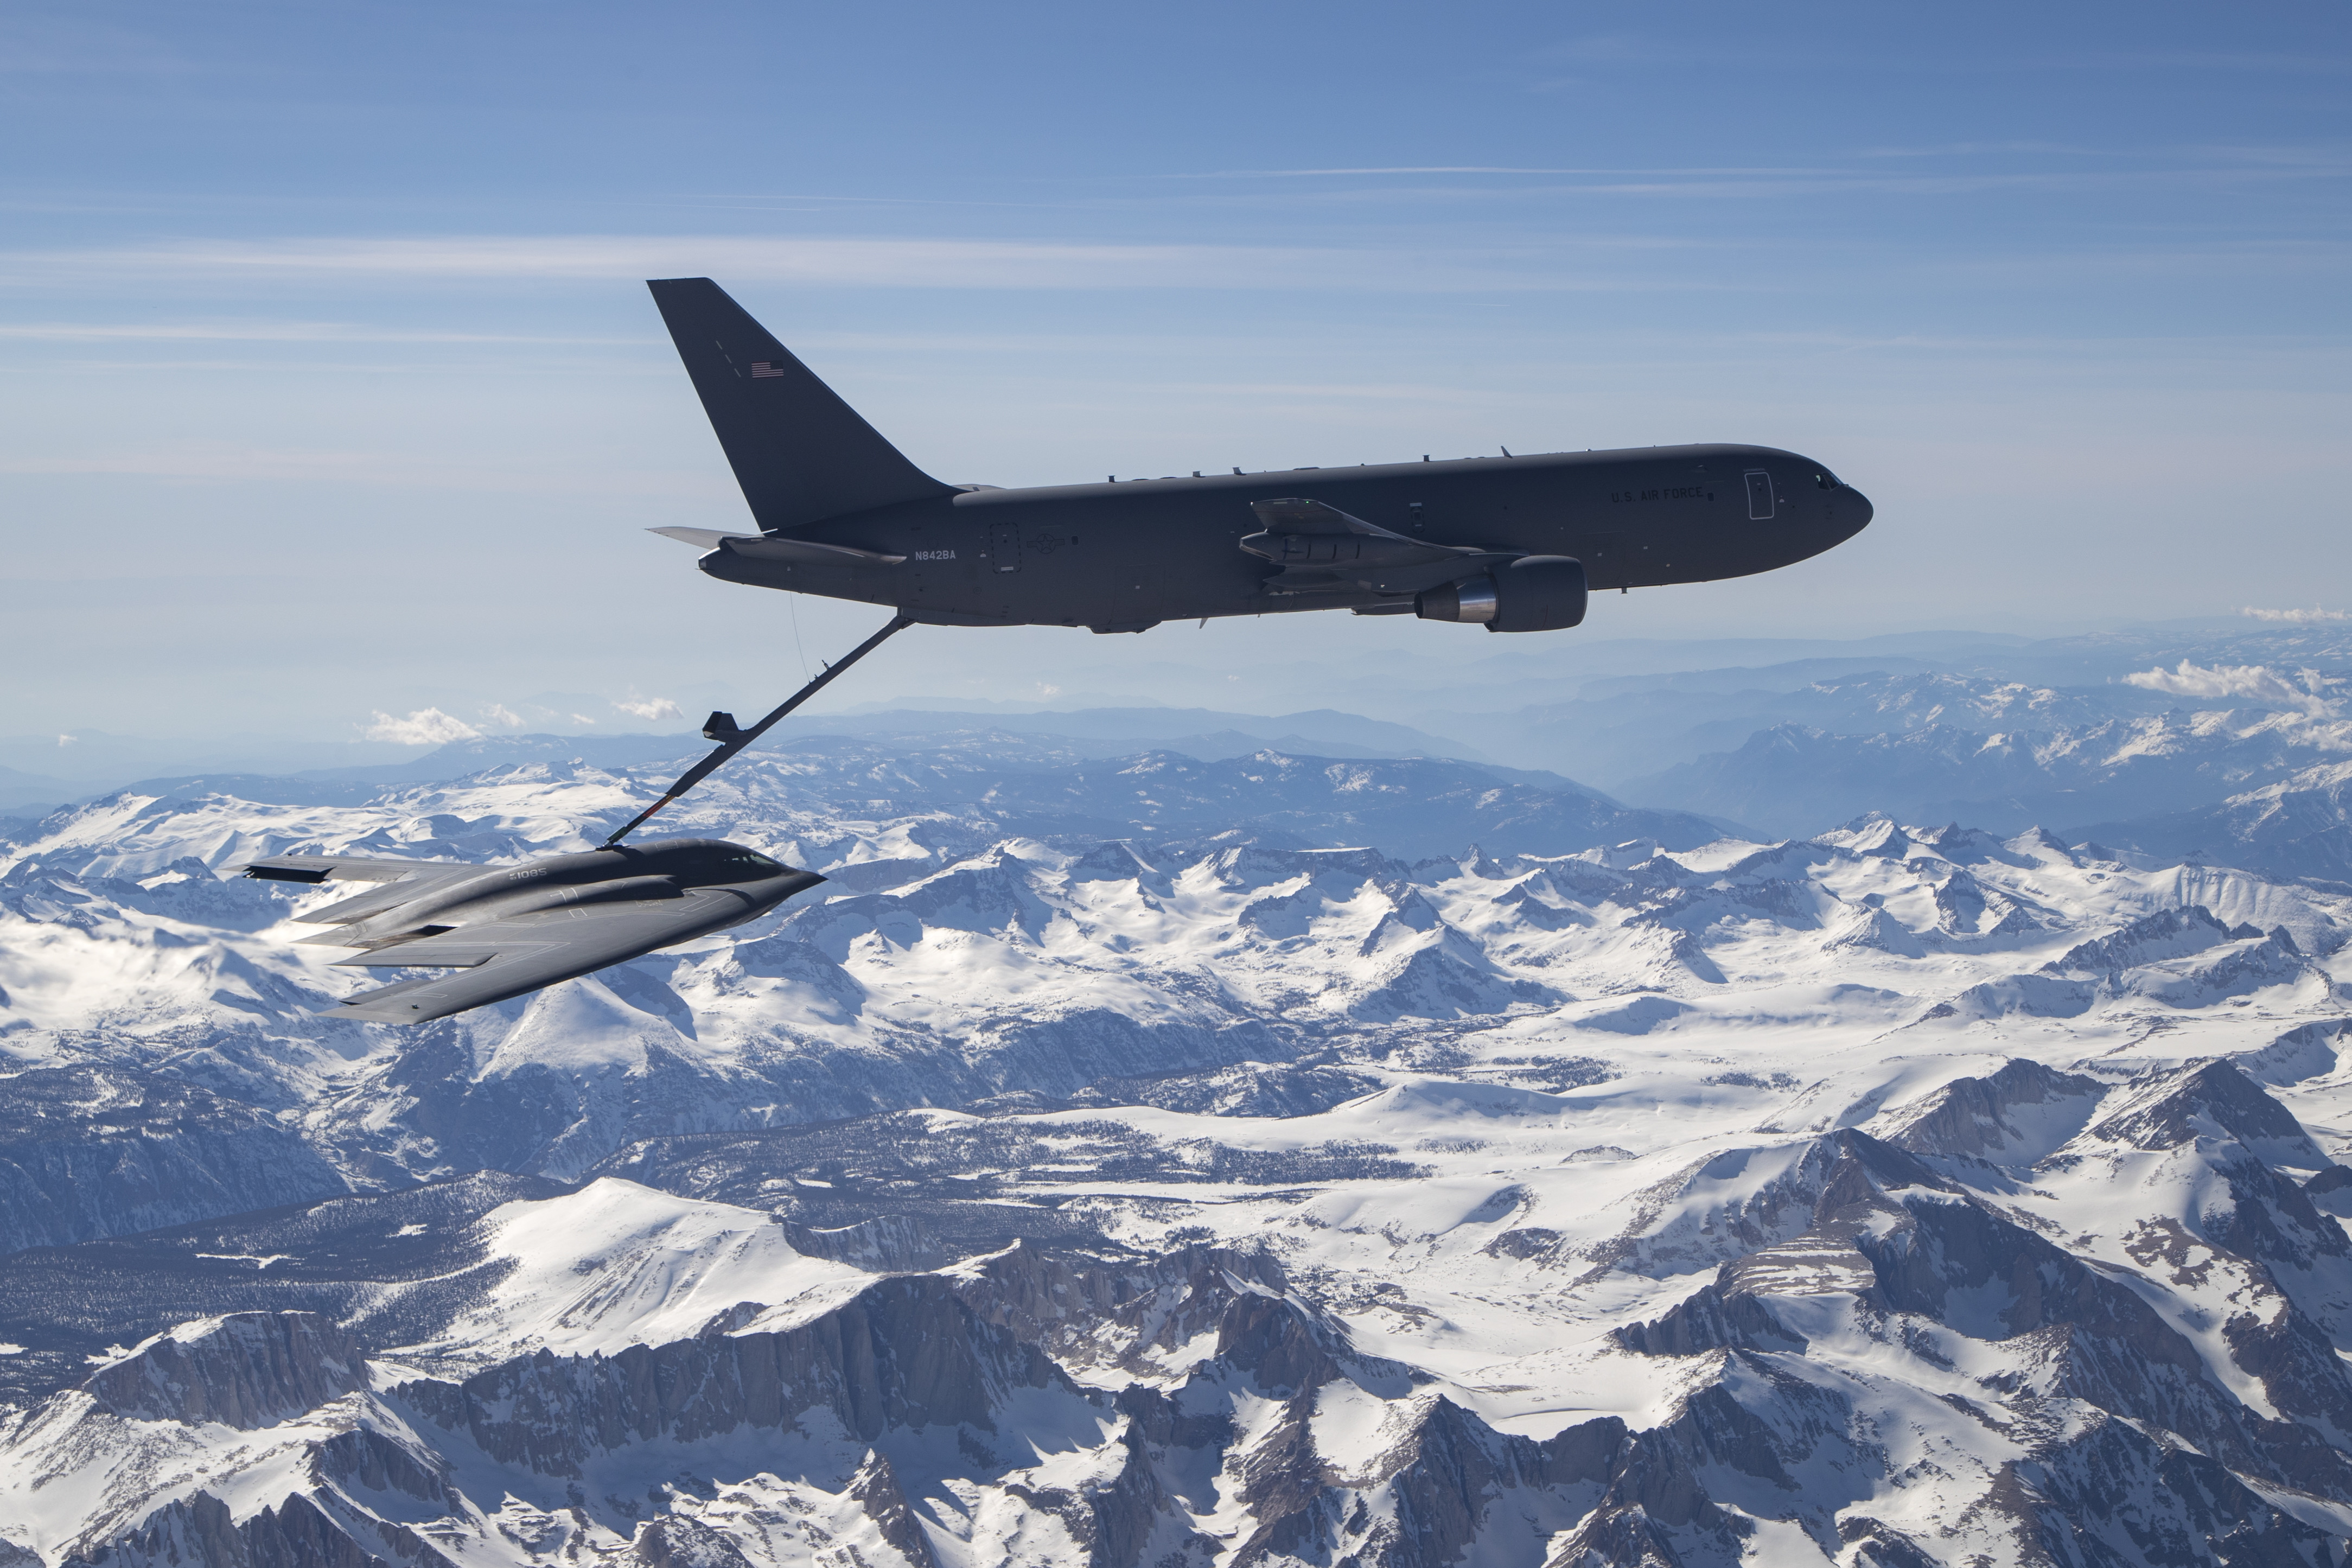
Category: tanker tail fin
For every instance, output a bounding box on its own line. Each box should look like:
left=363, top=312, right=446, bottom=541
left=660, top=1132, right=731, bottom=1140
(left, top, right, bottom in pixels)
left=646, top=277, right=953, bottom=532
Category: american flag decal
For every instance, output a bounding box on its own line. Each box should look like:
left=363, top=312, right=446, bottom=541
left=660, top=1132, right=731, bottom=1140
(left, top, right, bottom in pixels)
left=749, top=361, right=785, bottom=378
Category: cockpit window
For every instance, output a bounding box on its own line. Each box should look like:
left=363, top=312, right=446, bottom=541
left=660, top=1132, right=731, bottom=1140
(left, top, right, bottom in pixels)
left=730, top=850, right=785, bottom=875
left=1814, top=470, right=1840, bottom=490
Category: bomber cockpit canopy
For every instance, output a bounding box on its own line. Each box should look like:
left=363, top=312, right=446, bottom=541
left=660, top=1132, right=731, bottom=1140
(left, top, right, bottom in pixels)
left=721, top=849, right=786, bottom=876
left=611, top=839, right=791, bottom=879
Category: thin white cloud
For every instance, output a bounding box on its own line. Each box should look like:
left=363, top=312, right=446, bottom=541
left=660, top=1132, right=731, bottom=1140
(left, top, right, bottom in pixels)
left=0, top=234, right=1676, bottom=294
left=56, top=734, right=75, bottom=747
left=0, top=322, right=640, bottom=343
left=2242, top=604, right=2349, bottom=623
left=363, top=708, right=481, bottom=744
left=1857, top=141, right=2120, bottom=160
left=1172, top=164, right=1827, bottom=179
left=25, top=220, right=2325, bottom=304
left=0, top=440, right=737, bottom=501
left=1169, top=155, right=2350, bottom=199
left=23, top=235, right=1336, bottom=288
left=2045, top=50, right=2352, bottom=77
left=481, top=703, right=525, bottom=729
left=613, top=697, right=684, bottom=722
left=2122, top=660, right=2336, bottom=715
left=0, top=444, right=414, bottom=480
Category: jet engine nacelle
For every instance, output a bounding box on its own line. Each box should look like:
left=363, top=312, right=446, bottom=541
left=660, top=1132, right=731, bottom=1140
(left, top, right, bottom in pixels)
left=1416, top=555, right=1588, bottom=633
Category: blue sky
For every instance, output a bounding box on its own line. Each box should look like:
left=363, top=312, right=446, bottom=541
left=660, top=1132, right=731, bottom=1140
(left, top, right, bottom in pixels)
left=2, top=2, right=2347, bottom=747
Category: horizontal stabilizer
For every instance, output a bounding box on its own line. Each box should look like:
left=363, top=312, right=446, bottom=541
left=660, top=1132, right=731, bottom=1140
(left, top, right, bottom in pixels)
left=648, top=526, right=750, bottom=550
left=647, top=278, right=955, bottom=532
left=647, top=526, right=904, bottom=565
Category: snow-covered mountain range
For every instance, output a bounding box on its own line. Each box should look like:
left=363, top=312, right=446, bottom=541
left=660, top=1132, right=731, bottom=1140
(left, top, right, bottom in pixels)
left=1619, top=685, right=2352, bottom=843
left=7, top=733, right=2352, bottom=1564
left=18, top=620, right=2352, bottom=849
left=1417, top=622, right=2352, bottom=846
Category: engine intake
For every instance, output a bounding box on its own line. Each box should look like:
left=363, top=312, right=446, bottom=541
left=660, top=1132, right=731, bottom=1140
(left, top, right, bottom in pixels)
left=1416, top=556, right=1587, bottom=633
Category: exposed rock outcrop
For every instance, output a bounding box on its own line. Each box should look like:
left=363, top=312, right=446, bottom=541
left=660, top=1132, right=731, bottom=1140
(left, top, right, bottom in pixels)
left=62, top=1489, right=455, bottom=1568
left=1878, top=1057, right=2106, bottom=1166
left=394, top=1274, right=1074, bottom=1477
left=2092, top=1057, right=2332, bottom=1172
left=85, top=1310, right=370, bottom=1429
left=0, top=1066, right=349, bottom=1257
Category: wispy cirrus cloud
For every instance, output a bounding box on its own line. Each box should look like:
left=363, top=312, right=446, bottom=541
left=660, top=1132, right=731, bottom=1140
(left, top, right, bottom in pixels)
left=2032, top=50, right=2352, bottom=76
left=1164, top=165, right=1827, bottom=179
left=0, top=440, right=736, bottom=499
left=0, top=321, right=636, bottom=343
left=0, top=233, right=1711, bottom=294
left=0, top=443, right=403, bottom=480
left=1, top=235, right=1347, bottom=289
left=1161, top=156, right=2352, bottom=204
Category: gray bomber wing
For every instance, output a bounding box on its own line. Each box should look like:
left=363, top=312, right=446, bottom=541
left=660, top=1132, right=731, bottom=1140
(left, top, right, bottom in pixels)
left=239, top=854, right=483, bottom=926
left=242, top=853, right=473, bottom=885
left=324, top=888, right=780, bottom=1025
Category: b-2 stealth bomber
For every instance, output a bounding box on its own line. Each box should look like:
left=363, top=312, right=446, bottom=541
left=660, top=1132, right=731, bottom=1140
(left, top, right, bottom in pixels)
left=241, top=838, right=821, bottom=1023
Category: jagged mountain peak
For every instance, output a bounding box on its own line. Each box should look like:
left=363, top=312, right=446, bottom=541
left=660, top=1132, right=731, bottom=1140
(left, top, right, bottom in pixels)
left=1815, top=811, right=1915, bottom=859
left=82, top=1310, right=368, bottom=1429
left=2086, top=1057, right=2332, bottom=1171
left=2042, top=903, right=2259, bottom=977
left=1590, top=1129, right=1956, bottom=1280
left=1872, top=1057, right=2109, bottom=1167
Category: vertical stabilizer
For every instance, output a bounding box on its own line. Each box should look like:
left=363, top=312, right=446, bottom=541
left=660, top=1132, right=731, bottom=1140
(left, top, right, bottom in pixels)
left=647, top=277, right=954, bottom=532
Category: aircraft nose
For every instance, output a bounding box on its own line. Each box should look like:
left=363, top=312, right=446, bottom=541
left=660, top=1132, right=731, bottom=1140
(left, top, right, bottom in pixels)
left=1833, top=483, right=1873, bottom=544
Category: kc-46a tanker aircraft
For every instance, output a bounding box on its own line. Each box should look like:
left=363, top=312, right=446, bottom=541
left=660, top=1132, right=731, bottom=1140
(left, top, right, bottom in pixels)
left=643, top=276, right=1872, bottom=638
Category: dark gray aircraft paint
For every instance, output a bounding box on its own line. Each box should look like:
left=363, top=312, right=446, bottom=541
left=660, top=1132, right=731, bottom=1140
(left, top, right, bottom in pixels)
left=646, top=278, right=1872, bottom=635
left=240, top=838, right=822, bottom=1023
